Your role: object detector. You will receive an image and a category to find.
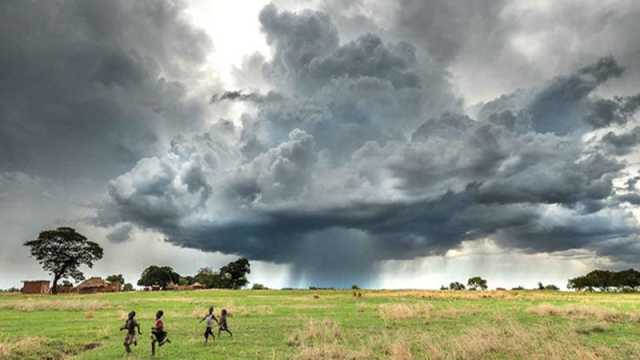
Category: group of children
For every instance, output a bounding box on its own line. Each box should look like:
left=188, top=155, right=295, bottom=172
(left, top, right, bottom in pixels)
left=120, top=306, right=231, bottom=356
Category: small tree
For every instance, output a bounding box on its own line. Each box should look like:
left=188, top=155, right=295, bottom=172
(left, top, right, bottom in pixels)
left=123, top=283, right=134, bottom=292
left=467, top=276, right=488, bottom=290
left=137, top=265, right=180, bottom=289
left=252, top=283, right=268, bottom=290
left=24, top=227, right=103, bottom=294
left=449, top=282, right=466, bottom=291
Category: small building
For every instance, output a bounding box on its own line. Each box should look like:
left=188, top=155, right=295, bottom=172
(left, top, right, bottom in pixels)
left=76, top=277, right=120, bottom=294
left=57, top=282, right=76, bottom=294
left=22, top=280, right=50, bottom=294
left=190, top=282, right=205, bottom=290
left=165, top=282, right=179, bottom=291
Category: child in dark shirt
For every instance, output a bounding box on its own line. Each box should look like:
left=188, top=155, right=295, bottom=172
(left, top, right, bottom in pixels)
left=218, top=309, right=232, bottom=337
left=120, top=311, right=141, bottom=354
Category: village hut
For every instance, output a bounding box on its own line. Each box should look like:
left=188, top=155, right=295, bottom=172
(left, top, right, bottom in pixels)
left=21, top=280, right=50, bottom=294
left=165, top=282, right=179, bottom=291
left=190, top=282, right=205, bottom=290
left=77, top=277, right=120, bottom=294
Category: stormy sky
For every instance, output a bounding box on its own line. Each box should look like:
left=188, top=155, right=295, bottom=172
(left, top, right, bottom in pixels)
left=2, top=0, right=640, bottom=289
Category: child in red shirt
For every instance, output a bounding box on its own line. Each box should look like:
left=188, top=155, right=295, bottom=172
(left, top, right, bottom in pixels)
left=151, top=310, right=170, bottom=356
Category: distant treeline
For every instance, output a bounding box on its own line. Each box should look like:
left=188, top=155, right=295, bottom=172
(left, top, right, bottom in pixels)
left=568, top=269, right=640, bottom=291
left=137, top=258, right=251, bottom=290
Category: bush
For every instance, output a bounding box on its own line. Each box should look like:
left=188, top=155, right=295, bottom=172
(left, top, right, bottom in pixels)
left=252, top=283, right=268, bottom=290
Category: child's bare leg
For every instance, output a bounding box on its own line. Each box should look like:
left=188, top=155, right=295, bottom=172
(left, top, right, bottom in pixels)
left=151, top=340, right=156, bottom=356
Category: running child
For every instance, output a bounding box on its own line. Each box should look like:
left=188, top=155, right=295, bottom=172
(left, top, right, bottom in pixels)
left=199, top=306, right=218, bottom=343
left=218, top=308, right=232, bottom=337
left=151, top=310, right=170, bottom=356
left=120, top=311, right=141, bottom=354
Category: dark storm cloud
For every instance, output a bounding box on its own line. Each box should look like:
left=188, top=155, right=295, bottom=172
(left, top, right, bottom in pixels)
left=527, top=57, right=624, bottom=135
left=474, top=58, right=640, bottom=138
left=390, top=0, right=508, bottom=64
left=210, top=90, right=285, bottom=104
left=0, top=0, right=212, bottom=180
left=97, top=4, right=640, bottom=284
left=602, top=127, right=640, bottom=156
left=106, top=223, right=134, bottom=243
left=585, top=95, right=640, bottom=128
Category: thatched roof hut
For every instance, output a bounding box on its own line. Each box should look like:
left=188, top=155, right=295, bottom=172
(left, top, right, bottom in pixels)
left=77, top=277, right=120, bottom=293
left=190, top=282, right=205, bottom=290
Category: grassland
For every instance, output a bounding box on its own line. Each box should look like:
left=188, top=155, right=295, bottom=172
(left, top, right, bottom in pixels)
left=2, top=289, right=640, bottom=359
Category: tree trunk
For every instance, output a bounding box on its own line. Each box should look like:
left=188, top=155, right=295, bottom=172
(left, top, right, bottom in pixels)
left=51, top=273, right=60, bottom=295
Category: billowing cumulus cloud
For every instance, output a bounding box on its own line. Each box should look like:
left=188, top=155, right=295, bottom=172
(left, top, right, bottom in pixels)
left=95, top=4, right=640, bottom=287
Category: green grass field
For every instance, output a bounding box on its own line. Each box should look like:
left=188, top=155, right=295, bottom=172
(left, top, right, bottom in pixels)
left=2, top=289, right=640, bottom=359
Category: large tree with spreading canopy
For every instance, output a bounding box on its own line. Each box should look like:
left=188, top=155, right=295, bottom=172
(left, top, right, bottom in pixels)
left=24, top=227, right=103, bottom=294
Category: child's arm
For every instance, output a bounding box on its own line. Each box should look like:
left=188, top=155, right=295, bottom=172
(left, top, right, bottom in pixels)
left=136, top=322, right=141, bottom=334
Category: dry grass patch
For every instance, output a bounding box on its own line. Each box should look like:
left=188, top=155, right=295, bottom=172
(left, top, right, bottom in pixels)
left=419, top=322, right=617, bottom=360
left=367, top=290, right=514, bottom=301
left=527, top=303, right=633, bottom=322
left=286, top=304, right=335, bottom=310
left=288, top=319, right=371, bottom=360
left=0, top=337, right=47, bottom=358
left=294, top=343, right=371, bottom=360
left=0, top=299, right=110, bottom=312
left=288, top=319, right=342, bottom=347
left=388, top=341, right=413, bottom=360
left=377, top=303, right=433, bottom=320
left=0, top=336, right=101, bottom=360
